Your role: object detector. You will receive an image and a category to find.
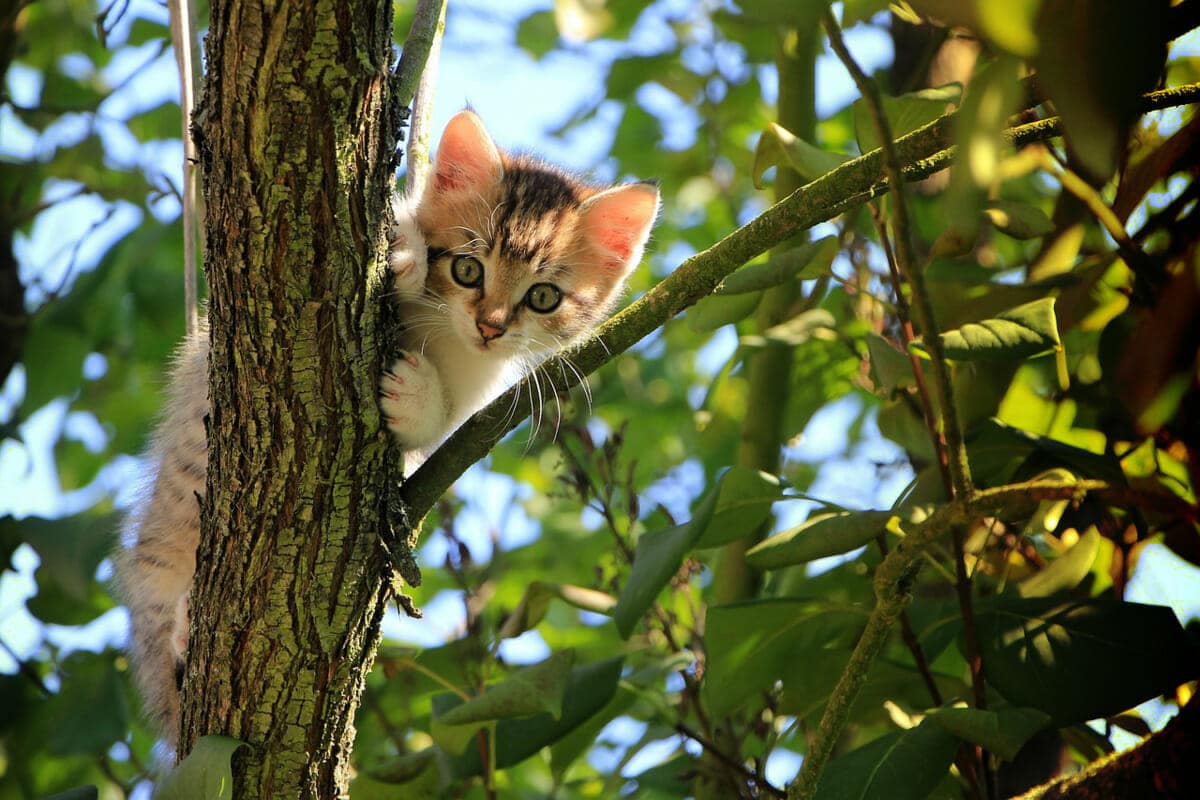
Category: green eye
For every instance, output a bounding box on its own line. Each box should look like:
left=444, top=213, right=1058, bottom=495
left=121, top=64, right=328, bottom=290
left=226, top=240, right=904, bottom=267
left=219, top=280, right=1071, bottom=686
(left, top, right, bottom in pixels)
left=451, top=255, right=484, bottom=287
left=525, top=283, right=562, bottom=313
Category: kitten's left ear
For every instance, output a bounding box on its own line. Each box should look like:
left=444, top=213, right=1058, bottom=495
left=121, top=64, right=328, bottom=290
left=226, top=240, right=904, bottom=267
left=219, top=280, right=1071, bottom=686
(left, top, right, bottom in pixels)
left=577, top=182, right=660, bottom=274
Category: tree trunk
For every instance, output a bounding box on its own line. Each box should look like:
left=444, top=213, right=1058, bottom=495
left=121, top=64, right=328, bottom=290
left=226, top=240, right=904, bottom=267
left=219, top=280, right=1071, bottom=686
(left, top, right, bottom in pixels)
left=185, top=0, right=405, bottom=795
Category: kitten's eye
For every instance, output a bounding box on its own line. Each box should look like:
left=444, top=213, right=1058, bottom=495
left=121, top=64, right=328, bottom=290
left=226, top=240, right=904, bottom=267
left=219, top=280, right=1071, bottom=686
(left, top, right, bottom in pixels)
left=451, top=255, right=484, bottom=288
left=525, top=283, right=562, bottom=313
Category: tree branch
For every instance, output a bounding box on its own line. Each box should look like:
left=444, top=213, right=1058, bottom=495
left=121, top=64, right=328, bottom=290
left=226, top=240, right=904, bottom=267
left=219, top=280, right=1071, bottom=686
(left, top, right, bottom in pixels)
left=398, top=82, right=1200, bottom=523
left=396, top=0, right=445, bottom=201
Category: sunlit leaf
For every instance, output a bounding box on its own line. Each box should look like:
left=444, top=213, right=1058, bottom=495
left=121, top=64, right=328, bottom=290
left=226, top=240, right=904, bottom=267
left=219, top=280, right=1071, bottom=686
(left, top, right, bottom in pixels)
left=745, top=510, right=893, bottom=570
left=929, top=298, right=1061, bottom=361
left=154, top=736, right=247, bottom=800
left=716, top=237, right=838, bottom=295
left=753, top=123, right=849, bottom=188
left=1017, top=526, right=1100, bottom=598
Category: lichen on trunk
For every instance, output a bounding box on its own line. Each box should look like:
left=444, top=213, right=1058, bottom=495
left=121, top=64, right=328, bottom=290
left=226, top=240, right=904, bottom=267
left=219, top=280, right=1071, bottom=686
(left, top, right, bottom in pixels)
left=185, top=1, right=406, bottom=795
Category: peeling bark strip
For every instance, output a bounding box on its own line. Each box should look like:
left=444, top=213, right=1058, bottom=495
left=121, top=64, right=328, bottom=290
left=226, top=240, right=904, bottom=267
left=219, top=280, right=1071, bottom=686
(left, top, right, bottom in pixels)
left=188, top=1, right=399, bottom=796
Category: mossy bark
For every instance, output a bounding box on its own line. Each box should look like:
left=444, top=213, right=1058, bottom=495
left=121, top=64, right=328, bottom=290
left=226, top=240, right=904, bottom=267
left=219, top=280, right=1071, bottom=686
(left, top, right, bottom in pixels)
left=184, top=0, right=402, bottom=796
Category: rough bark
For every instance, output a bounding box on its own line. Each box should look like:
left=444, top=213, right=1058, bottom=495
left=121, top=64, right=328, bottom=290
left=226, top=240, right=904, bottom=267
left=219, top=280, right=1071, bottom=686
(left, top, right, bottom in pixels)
left=1013, top=700, right=1199, bottom=800
left=185, top=0, right=404, bottom=796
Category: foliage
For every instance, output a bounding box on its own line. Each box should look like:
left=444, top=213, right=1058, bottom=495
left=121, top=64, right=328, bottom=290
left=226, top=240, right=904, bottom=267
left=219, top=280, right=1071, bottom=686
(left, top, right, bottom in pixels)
left=2, top=0, right=1199, bottom=798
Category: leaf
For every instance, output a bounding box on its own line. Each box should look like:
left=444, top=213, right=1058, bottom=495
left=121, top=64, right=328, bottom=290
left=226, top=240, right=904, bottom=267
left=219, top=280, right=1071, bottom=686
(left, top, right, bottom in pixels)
left=927, top=706, right=1051, bottom=762
left=42, top=651, right=128, bottom=755
left=445, top=657, right=625, bottom=778
left=1017, top=527, right=1100, bottom=598
left=497, top=581, right=616, bottom=640
left=813, top=719, right=958, bottom=800
left=931, top=298, right=1061, bottom=362
left=687, top=291, right=762, bottom=332
left=611, top=472, right=723, bottom=638
left=705, top=599, right=862, bottom=717
left=153, top=735, right=247, bottom=800
left=984, top=199, right=1055, bottom=240
left=1035, top=0, right=1168, bottom=181
left=854, top=85, right=961, bottom=157
left=43, top=788, right=99, bottom=800
left=515, top=10, right=558, bottom=59
left=975, top=597, right=1200, bottom=725
left=437, top=649, right=575, bottom=727
left=753, top=123, right=849, bottom=188
left=20, top=322, right=91, bottom=411
left=866, top=333, right=915, bottom=395
left=716, top=237, right=838, bottom=295
left=741, top=309, right=836, bottom=349
left=745, top=510, right=893, bottom=570
left=696, top=467, right=783, bottom=548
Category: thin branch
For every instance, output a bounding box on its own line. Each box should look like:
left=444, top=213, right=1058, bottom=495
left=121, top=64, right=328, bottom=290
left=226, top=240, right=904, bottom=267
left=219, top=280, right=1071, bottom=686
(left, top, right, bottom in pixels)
left=397, top=82, right=1200, bottom=522
left=401, top=0, right=446, bottom=202
left=674, top=722, right=787, bottom=799
left=168, top=0, right=202, bottom=336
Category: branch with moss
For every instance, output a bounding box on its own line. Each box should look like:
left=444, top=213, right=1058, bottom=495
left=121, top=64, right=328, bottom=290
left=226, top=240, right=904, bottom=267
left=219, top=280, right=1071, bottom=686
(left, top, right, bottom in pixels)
left=398, top=81, right=1200, bottom=522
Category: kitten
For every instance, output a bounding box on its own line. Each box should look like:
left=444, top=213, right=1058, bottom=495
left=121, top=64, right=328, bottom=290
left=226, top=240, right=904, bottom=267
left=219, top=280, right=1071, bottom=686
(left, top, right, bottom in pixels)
left=115, top=109, right=660, bottom=744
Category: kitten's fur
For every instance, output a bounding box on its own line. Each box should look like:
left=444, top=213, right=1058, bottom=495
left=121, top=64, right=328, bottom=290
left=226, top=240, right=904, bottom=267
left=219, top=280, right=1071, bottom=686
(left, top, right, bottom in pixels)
left=115, top=110, right=659, bottom=744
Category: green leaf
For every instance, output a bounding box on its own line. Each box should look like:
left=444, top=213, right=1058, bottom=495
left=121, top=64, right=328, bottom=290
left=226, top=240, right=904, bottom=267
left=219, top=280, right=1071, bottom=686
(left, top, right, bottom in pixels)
left=975, top=597, right=1200, bottom=725
left=497, top=581, right=616, bottom=639
left=985, top=199, right=1055, bottom=240
left=866, top=333, right=915, bottom=395
left=927, top=706, right=1051, bottom=762
left=813, top=719, right=958, bottom=800
left=44, top=788, right=99, bottom=800
left=1035, top=0, right=1168, bottom=181
left=515, top=10, right=558, bottom=59
left=854, top=85, right=961, bottom=156
left=705, top=599, right=862, bottom=717
left=741, top=309, right=837, bottom=350
left=687, top=291, right=762, bottom=332
left=735, top=0, right=828, bottom=27
left=153, top=735, right=247, bottom=800
left=612, top=483, right=720, bottom=638
left=1017, top=527, right=1100, bottom=598
left=931, top=298, right=1061, bottom=362
left=745, top=510, right=893, bottom=570
left=445, top=657, right=625, bottom=778
left=437, top=649, right=575, bottom=727
left=20, top=323, right=91, bottom=411
left=43, top=651, right=128, bottom=755
left=752, top=123, right=849, bottom=188
left=125, top=102, right=183, bottom=142
left=20, top=513, right=117, bottom=624
left=716, top=237, right=838, bottom=295
left=696, top=467, right=783, bottom=548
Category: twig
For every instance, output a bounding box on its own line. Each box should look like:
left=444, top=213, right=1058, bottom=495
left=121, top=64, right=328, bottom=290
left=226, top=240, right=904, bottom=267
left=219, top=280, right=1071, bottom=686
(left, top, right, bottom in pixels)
left=398, top=82, right=1200, bottom=523
left=675, top=722, right=787, bottom=799
left=168, top=0, right=202, bottom=336
left=401, top=0, right=446, bottom=202
left=822, top=12, right=991, bottom=795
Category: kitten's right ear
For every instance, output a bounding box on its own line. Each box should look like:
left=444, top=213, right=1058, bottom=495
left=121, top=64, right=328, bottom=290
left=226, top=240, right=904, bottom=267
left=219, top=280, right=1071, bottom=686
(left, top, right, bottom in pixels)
left=429, top=110, right=503, bottom=194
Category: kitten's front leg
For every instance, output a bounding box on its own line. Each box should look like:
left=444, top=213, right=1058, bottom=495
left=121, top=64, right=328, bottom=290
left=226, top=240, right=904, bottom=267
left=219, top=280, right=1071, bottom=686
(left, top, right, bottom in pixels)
left=380, top=350, right=448, bottom=451
left=388, top=198, right=428, bottom=296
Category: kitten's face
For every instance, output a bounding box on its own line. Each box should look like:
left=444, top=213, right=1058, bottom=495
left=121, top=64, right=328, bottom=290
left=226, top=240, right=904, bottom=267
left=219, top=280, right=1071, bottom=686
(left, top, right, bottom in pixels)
left=414, top=111, right=659, bottom=363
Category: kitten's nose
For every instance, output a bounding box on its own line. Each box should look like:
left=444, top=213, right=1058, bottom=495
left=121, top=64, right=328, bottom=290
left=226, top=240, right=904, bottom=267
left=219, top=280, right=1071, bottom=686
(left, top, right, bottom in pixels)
left=477, top=321, right=506, bottom=342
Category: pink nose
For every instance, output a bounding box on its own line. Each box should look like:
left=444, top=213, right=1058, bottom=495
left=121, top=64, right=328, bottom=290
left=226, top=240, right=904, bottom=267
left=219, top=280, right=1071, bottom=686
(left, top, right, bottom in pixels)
left=477, top=321, right=506, bottom=341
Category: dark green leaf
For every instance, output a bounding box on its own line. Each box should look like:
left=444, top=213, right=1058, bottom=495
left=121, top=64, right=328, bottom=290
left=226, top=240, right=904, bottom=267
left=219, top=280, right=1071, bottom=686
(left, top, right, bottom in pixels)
left=927, top=706, right=1051, bottom=762
left=745, top=510, right=893, bottom=570
left=854, top=86, right=961, bottom=156
left=717, top=237, right=838, bottom=295
left=976, top=597, right=1200, bottom=725
left=687, top=291, right=762, bottom=333
left=436, top=649, right=575, bottom=727
left=741, top=309, right=837, bottom=349
left=695, top=467, right=783, bottom=548
left=985, top=199, right=1055, bottom=240
left=866, top=333, right=915, bottom=395
left=1017, top=527, right=1100, bottom=598
left=813, top=720, right=958, bottom=800
left=43, top=652, right=127, bottom=756
left=515, top=11, right=558, bottom=59
left=753, top=123, right=849, bottom=187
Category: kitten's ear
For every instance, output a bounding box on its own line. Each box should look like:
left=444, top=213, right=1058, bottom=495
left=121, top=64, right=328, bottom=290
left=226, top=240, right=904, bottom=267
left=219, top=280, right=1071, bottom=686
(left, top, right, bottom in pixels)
left=577, top=182, right=660, bottom=274
left=429, top=110, right=503, bottom=194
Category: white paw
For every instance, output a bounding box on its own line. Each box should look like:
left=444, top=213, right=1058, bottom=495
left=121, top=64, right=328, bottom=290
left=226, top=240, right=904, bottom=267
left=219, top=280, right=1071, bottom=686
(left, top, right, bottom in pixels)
left=388, top=200, right=428, bottom=296
left=380, top=351, right=446, bottom=451
left=171, top=594, right=189, bottom=660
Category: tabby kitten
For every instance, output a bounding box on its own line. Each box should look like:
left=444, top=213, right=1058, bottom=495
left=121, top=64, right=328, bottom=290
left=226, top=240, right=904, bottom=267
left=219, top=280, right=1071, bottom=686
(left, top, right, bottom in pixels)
left=116, top=109, right=660, bottom=743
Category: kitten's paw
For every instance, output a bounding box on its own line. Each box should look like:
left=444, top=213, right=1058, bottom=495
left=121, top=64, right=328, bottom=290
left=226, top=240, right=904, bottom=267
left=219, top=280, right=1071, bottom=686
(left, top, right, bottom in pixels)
left=380, top=351, right=446, bottom=450
left=171, top=594, right=189, bottom=660
left=388, top=202, right=428, bottom=296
